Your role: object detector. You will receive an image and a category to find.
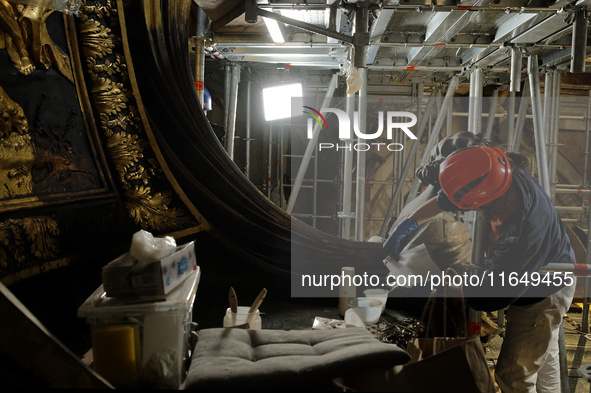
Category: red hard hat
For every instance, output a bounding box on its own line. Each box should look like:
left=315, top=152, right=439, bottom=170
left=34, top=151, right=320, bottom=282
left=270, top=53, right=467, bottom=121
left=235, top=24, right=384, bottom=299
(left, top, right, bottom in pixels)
left=439, top=146, right=512, bottom=209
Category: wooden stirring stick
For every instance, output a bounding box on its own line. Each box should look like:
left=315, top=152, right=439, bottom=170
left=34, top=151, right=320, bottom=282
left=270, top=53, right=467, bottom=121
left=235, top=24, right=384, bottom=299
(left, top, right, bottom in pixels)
left=248, top=288, right=267, bottom=313
left=229, top=287, right=238, bottom=313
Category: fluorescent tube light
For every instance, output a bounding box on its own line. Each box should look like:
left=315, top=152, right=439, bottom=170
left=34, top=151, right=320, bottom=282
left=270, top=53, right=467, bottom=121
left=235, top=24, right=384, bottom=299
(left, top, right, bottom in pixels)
left=263, top=17, right=285, bottom=44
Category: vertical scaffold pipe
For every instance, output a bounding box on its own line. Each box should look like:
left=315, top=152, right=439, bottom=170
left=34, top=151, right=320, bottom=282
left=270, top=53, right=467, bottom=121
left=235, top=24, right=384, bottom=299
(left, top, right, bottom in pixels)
left=341, top=93, right=355, bottom=239
left=512, top=78, right=530, bottom=152
left=378, top=88, right=440, bottom=238
left=355, top=68, right=368, bottom=241
left=484, top=88, right=499, bottom=140
left=404, top=76, right=459, bottom=206
left=471, top=67, right=484, bottom=134
left=193, top=6, right=207, bottom=106
left=548, top=70, right=561, bottom=201
left=528, top=55, right=551, bottom=195
left=510, top=47, right=522, bottom=93
left=286, top=73, right=339, bottom=214
left=225, top=64, right=241, bottom=160
left=245, top=79, right=252, bottom=179
left=507, top=91, right=516, bottom=151
left=467, top=67, right=487, bottom=337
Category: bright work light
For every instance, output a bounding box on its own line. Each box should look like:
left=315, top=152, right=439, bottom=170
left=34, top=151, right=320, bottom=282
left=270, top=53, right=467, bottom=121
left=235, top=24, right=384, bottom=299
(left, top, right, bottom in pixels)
left=262, top=83, right=303, bottom=121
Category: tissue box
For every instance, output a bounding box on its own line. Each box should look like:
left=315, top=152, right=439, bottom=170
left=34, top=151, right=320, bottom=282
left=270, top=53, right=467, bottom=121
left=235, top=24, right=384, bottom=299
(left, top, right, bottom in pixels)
left=78, top=267, right=200, bottom=388
left=102, top=241, right=197, bottom=297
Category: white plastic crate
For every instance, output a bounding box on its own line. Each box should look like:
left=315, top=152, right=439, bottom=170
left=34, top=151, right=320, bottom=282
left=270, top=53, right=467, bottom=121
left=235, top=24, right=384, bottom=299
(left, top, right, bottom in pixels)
left=78, top=266, right=200, bottom=388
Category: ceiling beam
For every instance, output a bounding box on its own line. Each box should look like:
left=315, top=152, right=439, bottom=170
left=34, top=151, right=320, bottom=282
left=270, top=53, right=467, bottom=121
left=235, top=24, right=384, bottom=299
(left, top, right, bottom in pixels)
left=406, top=3, right=483, bottom=66
left=258, top=8, right=354, bottom=43
left=367, top=9, right=395, bottom=65
left=460, top=12, right=553, bottom=67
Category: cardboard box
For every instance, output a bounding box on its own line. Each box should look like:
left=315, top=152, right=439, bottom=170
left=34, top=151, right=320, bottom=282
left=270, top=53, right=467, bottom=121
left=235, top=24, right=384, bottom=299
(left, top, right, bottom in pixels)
left=102, top=241, right=197, bottom=297
left=78, top=267, right=200, bottom=388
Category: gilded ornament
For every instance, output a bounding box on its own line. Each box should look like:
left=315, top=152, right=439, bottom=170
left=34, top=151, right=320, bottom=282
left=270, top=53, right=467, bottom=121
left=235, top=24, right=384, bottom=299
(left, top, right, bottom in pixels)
left=0, top=86, right=34, bottom=199
left=79, top=0, right=198, bottom=230
left=125, top=185, right=194, bottom=231
left=0, top=0, right=73, bottom=82
left=0, top=216, right=59, bottom=270
left=79, top=16, right=116, bottom=61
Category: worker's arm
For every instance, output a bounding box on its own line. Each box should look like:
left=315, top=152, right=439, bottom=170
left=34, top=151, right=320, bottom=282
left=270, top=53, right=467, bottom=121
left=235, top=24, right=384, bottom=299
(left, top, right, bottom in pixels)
left=383, top=196, right=443, bottom=260
left=408, top=196, right=443, bottom=225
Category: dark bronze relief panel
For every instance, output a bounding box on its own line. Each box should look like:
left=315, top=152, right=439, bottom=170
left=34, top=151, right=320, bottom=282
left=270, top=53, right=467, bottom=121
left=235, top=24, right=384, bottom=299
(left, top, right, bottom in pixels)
left=0, top=0, right=206, bottom=284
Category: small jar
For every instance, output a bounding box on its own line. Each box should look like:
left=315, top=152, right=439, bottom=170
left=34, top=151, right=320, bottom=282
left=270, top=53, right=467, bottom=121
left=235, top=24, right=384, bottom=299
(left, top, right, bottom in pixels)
left=338, top=267, right=356, bottom=317
left=223, top=306, right=262, bottom=330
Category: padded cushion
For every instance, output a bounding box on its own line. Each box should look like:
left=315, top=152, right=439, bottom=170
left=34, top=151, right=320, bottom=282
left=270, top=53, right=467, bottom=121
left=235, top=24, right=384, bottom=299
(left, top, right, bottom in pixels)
left=185, top=328, right=410, bottom=390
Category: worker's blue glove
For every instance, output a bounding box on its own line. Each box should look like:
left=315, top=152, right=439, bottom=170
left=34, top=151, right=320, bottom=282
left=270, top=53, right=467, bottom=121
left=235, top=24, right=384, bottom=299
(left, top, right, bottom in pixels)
left=382, top=218, right=419, bottom=261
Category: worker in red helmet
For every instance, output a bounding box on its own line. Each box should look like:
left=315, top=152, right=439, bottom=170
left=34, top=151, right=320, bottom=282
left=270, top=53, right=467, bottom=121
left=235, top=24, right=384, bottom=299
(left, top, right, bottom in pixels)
left=383, top=145, right=576, bottom=393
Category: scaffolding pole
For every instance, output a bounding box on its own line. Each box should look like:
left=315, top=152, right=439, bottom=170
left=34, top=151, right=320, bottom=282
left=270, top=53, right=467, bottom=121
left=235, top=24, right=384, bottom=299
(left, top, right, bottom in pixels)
left=224, top=65, right=232, bottom=129
left=279, top=124, right=285, bottom=209
left=468, top=209, right=487, bottom=337
left=340, top=93, right=356, bottom=239
left=245, top=78, right=252, bottom=179
left=543, top=69, right=554, bottom=160
left=583, top=210, right=591, bottom=333
left=583, top=91, right=591, bottom=189
left=507, top=91, right=516, bottom=151
left=193, top=6, right=207, bottom=106
left=378, top=88, right=440, bottom=237
left=470, top=67, right=484, bottom=134
left=267, top=123, right=272, bottom=199
left=468, top=66, right=486, bottom=337
left=352, top=1, right=371, bottom=239
left=286, top=73, right=339, bottom=214
left=549, top=70, right=561, bottom=201
left=405, top=76, right=460, bottom=206
left=484, top=88, right=499, bottom=140
left=468, top=71, right=475, bottom=133
left=544, top=69, right=555, bottom=199
left=355, top=68, right=368, bottom=241
left=511, top=78, right=530, bottom=152
left=225, top=64, right=241, bottom=159
left=510, top=46, right=522, bottom=93
left=446, top=90, right=453, bottom=138
left=528, top=55, right=551, bottom=195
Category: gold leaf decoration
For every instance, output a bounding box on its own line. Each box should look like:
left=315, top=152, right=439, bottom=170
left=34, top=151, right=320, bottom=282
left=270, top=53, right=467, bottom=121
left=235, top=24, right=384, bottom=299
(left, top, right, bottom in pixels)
left=79, top=0, right=198, bottom=231
left=91, top=77, right=129, bottom=116
left=0, top=217, right=59, bottom=270
left=79, top=16, right=116, bottom=61
left=99, top=106, right=139, bottom=131
left=103, top=131, right=144, bottom=184
left=23, top=217, right=60, bottom=260
left=81, top=0, right=116, bottom=22
left=125, top=186, right=193, bottom=231
left=87, top=53, right=126, bottom=78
